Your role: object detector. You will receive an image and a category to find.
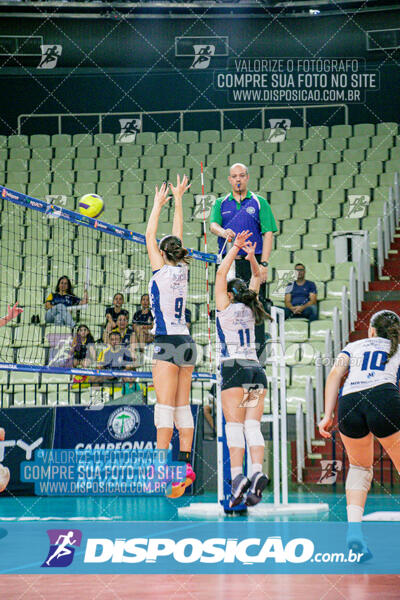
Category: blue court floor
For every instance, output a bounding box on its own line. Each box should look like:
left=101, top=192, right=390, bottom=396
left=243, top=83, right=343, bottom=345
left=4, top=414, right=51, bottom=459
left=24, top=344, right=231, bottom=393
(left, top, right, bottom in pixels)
left=0, top=489, right=399, bottom=522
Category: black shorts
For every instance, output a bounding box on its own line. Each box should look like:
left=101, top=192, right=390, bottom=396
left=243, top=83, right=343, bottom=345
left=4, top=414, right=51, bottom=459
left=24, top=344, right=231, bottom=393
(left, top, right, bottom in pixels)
left=153, top=335, right=197, bottom=367
left=221, top=358, right=267, bottom=391
left=338, top=383, right=400, bottom=439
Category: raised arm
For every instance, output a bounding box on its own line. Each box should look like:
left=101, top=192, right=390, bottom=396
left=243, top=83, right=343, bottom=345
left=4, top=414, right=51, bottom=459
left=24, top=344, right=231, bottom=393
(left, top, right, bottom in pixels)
left=243, top=241, right=261, bottom=294
left=169, top=174, right=191, bottom=242
left=145, top=183, right=171, bottom=271
left=0, top=303, right=23, bottom=327
left=215, top=230, right=252, bottom=311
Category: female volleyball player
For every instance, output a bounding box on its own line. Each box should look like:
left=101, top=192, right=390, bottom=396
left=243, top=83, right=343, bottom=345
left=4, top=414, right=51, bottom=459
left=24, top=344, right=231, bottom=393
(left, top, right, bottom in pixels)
left=146, top=176, right=196, bottom=499
left=215, top=230, right=271, bottom=507
left=319, top=310, right=400, bottom=560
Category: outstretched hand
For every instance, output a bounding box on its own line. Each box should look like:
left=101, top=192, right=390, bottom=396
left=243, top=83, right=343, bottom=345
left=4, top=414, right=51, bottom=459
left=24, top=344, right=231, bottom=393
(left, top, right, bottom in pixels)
left=169, top=174, right=191, bottom=200
left=7, top=303, right=23, bottom=322
left=153, top=182, right=171, bottom=209
left=243, top=241, right=257, bottom=260
left=233, top=230, right=252, bottom=249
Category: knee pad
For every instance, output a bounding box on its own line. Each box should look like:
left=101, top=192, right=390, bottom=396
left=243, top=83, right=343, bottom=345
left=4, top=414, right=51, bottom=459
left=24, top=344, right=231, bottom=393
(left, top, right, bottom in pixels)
left=345, top=465, right=373, bottom=493
left=244, top=419, right=265, bottom=448
left=174, top=405, right=194, bottom=429
left=154, top=404, right=174, bottom=429
left=225, top=422, right=245, bottom=449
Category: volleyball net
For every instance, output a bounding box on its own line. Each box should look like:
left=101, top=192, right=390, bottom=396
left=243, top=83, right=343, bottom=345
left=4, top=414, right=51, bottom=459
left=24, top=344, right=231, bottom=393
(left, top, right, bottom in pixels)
left=0, top=186, right=217, bottom=381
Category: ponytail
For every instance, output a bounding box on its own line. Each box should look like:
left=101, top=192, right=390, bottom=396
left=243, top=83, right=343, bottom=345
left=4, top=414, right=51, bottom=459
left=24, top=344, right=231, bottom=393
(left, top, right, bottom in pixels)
left=228, top=278, right=271, bottom=325
left=159, top=235, right=190, bottom=265
left=370, top=310, right=400, bottom=361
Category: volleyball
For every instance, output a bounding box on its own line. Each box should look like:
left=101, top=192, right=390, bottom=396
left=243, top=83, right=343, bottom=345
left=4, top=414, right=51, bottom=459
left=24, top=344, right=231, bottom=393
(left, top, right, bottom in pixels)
left=78, top=194, right=104, bottom=219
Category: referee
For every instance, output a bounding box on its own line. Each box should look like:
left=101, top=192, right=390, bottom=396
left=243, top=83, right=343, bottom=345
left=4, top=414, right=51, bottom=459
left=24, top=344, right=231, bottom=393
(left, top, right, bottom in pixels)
left=210, top=162, right=277, bottom=362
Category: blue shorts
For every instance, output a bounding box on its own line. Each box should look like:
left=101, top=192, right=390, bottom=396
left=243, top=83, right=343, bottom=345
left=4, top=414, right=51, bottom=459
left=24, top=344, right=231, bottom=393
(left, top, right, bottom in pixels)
left=153, top=335, right=197, bottom=367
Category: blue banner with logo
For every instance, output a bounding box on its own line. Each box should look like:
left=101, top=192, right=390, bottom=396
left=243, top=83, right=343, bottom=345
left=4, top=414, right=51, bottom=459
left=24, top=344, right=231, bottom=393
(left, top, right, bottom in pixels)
left=0, top=521, right=399, bottom=574
left=51, top=405, right=199, bottom=496
left=0, top=408, right=54, bottom=494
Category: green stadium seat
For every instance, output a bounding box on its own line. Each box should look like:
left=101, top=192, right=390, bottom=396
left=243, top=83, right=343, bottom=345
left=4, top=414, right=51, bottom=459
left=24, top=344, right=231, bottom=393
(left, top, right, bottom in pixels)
left=0, top=135, right=7, bottom=148
left=385, top=159, right=400, bottom=173
left=120, top=145, right=142, bottom=158
left=291, top=365, right=316, bottom=386
left=0, top=159, right=6, bottom=171
left=99, top=170, right=121, bottom=183
left=135, top=132, right=156, bottom=145
left=319, top=299, right=341, bottom=319
left=30, top=158, right=51, bottom=171
left=294, top=190, right=319, bottom=204
left=287, top=164, right=310, bottom=177
left=32, top=147, right=53, bottom=160
left=243, top=128, right=263, bottom=142
left=284, top=176, right=305, bottom=191
left=295, top=151, right=318, bottom=165
left=165, top=144, right=186, bottom=157
left=354, top=174, right=378, bottom=188
left=279, top=139, right=301, bottom=153
left=263, top=165, right=284, bottom=179
left=286, top=126, right=307, bottom=140
left=307, top=175, right=330, bottom=190
left=354, top=123, right=375, bottom=137
left=365, top=147, right=389, bottom=162
left=75, top=158, right=95, bottom=171
left=329, top=176, right=353, bottom=192
left=308, top=125, right=329, bottom=139
left=74, top=183, right=95, bottom=196
left=234, top=141, right=255, bottom=154
left=7, top=172, right=28, bottom=184
left=319, top=150, right=341, bottom=163
left=97, top=182, right=119, bottom=196
left=336, top=162, right=358, bottom=175
left=309, top=319, right=332, bottom=340
left=281, top=219, right=306, bottom=235
left=143, top=144, right=164, bottom=157
left=157, top=131, right=177, bottom=144
left=371, top=134, right=393, bottom=149
left=27, top=183, right=49, bottom=197
left=302, top=233, right=328, bottom=253
left=326, top=280, right=349, bottom=299
left=292, top=249, right=319, bottom=264
left=146, top=168, right=168, bottom=181
left=278, top=234, right=300, bottom=250
left=199, top=130, right=220, bottom=143
left=259, top=177, right=282, bottom=193
left=7, top=158, right=28, bottom=171
left=374, top=185, right=391, bottom=201
left=270, top=190, right=293, bottom=205
left=73, top=134, right=93, bottom=146
left=10, top=147, right=30, bottom=160
left=211, top=141, right=232, bottom=156
left=331, top=124, right=352, bottom=138
left=188, top=142, right=209, bottom=156
left=51, top=157, right=72, bottom=172
left=140, top=156, right=161, bottom=169
left=317, top=203, right=341, bottom=218
left=13, top=325, right=42, bottom=347
left=285, top=342, right=302, bottom=366
left=325, top=138, right=347, bottom=151
left=53, top=170, right=75, bottom=183
left=0, top=148, right=7, bottom=160
left=285, top=320, right=309, bottom=343
left=348, top=136, right=370, bottom=150
left=119, top=181, right=142, bottom=196
left=230, top=153, right=251, bottom=166
left=54, top=147, right=75, bottom=159
left=219, top=129, right=240, bottom=143
left=343, top=148, right=365, bottom=164
left=94, top=133, right=114, bottom=146
left=76, top=170, right=98, bottom=183
left=51, top=134, right=71, bottom=146
left=309, top=218, right=333, bottom=234
left=76, top=146, right=97, bottom=159
left=50, top=183, right=73, bottom=195
left=8, top=135, right=28, bottom=148
left=291, top=202, right=316, bottom=219
left=30, top=134, right=50, bottom=148
left=97, top=157, right=117, bottom=170
left=302, top=138, right=324, bottom=152
left=251, top=153, right=273, bottom=167
left=377, top=122, right=398, bottom=136
left=311, top=163, right=334, bottom=176
left=178, top=131, right=198, bottom=144
left=273, top=152, right=295, bottom=166
left=247, top=165, right=261, bottom=179
left=162, top=155, right=184, bottom=169
left=185, top=155, right=207, bottom=171
left=99, top=146, right=120, bottom=159
left=273, top=204, right=291, bottom=221
left=117, top=157, right=139, bottom=172
left=320, top=247, right=336, bottom=264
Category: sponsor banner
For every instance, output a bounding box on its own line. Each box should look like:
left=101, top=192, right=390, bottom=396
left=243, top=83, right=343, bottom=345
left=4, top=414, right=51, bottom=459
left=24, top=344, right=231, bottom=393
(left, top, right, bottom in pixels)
left=51, top=405, right=199, bottom=495
left=1, top=522, right=400, bottom=574
left=0, top=408, right=54, bottom=494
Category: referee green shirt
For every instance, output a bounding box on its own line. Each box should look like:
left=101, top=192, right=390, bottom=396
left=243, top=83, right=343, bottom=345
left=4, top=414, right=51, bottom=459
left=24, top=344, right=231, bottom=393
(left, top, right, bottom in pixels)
left=210, top=190, right=277, bottom=256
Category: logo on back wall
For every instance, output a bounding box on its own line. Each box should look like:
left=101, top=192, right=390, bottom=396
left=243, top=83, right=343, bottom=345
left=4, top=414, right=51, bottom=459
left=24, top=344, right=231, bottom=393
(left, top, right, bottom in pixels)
left=107, top=407, right=141, bottom=440
left=190, top=45, right=216, bottom=70
left=118, top=118, right=141, bottom=143
left=42, top=529, right=82, bottom=568
left=175, top=36, right=229, bottom=70
left=37, top=45, right=62, bottom=69
left=267, top=118, right=291, bottom=143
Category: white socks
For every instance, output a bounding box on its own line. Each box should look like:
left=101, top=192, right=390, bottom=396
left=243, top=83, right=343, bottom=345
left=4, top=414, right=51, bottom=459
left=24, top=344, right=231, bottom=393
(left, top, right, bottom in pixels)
left=251, top=463, right=262, bottom=476
left=231, top=466, right=243, bottom=480
left=347, top=504, right=364, bottom=522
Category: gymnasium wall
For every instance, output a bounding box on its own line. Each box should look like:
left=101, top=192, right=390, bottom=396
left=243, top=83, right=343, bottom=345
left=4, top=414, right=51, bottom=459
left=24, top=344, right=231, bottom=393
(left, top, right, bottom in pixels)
left=1, top=9, right=400, bottom=134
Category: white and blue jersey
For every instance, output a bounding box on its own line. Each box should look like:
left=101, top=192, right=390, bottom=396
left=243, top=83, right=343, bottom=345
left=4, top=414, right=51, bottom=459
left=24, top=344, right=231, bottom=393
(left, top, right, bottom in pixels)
left=148, top=263, right=189, bottom=336
left=341, top=337, right=400, bottom=396
left=216, top=302, right=258, bottom=362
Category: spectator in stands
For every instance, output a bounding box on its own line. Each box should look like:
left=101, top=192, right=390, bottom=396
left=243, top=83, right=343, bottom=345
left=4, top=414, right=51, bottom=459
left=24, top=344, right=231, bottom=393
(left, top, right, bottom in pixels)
left=71, top=324, right=96, bottom=368
left=104, top=313, right=139, bottom=365
left=132, top=293, right=154, bottom=350
left=210, top=162, right=277, bottom=362
left=89, top=331, right=136, bottom=384
left=105, top=293, right=129, bottom=330
left=45, top=276, right=88, bottom=328
left=284, top=263, right=318, bottom=321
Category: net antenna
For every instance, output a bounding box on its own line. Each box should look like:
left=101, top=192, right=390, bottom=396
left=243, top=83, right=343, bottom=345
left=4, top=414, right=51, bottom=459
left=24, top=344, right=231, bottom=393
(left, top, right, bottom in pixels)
left=200, top=162, right=212, bottom=374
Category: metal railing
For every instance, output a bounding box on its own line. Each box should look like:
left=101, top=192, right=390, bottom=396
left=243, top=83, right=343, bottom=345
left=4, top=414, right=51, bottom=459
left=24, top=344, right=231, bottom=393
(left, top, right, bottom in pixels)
left=17, top=104, right=349, bottom=135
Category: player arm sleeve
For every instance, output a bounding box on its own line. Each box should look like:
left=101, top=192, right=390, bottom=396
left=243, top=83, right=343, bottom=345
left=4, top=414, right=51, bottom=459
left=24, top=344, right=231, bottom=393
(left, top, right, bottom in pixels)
left=258, top=196, right=278, bottom=234
left=209, top=198, right=223, bottom=225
